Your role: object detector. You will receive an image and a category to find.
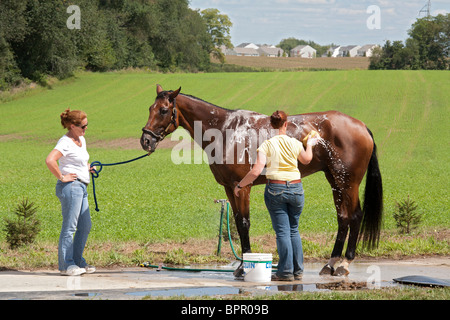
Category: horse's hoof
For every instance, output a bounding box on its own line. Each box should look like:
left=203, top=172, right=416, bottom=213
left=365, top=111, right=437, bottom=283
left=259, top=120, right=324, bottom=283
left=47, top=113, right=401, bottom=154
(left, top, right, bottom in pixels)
left=233, top=265, right=244, bottom=279
left=333, top=266, right=350, bottom=277
left=319, top=264, right=335, bottom=276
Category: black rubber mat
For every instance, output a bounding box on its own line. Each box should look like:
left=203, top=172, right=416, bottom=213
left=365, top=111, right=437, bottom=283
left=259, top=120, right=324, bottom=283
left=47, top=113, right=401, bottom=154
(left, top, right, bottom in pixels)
left=393, top=275, right=450, bottom=287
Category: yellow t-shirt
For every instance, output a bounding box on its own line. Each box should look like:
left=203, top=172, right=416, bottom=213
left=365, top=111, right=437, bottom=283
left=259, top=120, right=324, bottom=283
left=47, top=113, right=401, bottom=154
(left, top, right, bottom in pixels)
left=257, top=135, right=304, bottom=181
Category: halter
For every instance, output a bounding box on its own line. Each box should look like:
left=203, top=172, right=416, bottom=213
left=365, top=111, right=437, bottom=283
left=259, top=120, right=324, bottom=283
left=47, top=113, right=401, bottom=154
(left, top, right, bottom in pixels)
left=142, top=97, right=178, bottom=143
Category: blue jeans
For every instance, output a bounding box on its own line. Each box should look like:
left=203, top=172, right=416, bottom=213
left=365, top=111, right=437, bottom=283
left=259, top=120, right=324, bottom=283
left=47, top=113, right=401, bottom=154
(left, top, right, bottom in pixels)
left=264, top=182, right=304, bottom=278
left=56, top=180, right=91, bottom=271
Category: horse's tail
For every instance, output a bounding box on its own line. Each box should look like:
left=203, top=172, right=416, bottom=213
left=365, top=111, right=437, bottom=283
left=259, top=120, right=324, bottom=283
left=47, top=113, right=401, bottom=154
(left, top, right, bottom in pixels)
left=359, top=127, right=383, bottom=250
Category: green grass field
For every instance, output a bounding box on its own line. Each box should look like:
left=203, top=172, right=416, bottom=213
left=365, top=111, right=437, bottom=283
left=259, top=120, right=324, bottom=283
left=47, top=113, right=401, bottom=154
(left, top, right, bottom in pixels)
left=1, top=70, right=449, bottom=255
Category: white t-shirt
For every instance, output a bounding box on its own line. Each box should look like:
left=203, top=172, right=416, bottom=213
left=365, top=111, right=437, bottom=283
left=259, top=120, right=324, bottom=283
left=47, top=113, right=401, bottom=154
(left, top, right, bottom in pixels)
left=54, top=135, right=90, bottom=184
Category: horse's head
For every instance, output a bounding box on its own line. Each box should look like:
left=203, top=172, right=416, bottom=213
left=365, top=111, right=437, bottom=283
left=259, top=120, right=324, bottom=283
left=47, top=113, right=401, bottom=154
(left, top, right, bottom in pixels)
left=140, top=84, right=181, bottom=153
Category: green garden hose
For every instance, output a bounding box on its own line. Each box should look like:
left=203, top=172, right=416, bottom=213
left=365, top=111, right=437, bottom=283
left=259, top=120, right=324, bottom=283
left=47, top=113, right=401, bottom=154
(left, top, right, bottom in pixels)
left=141, top=200, right=243, bottom=272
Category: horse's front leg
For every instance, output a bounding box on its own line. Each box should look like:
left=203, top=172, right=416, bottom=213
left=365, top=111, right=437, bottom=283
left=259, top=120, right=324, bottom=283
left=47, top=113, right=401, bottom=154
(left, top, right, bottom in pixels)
left=224, top=185, right=252, bottom=278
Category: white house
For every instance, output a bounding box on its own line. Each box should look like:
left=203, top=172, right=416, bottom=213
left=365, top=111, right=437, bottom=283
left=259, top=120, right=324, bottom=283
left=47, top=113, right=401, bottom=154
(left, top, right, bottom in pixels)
left=218, top=45, right=236, bottom=56
left=338, top=45, right=361, bottom=57
left=357, top=44, right=379, bottom=57
left=290, top=45, right=316, bottom=58
left=233, top=47, right=259, bottom=56
left=236, top=43, right=259, bottom=50
left=325, top=46, right=341, bottom=58
left=258, top=45, right=284, bottom=57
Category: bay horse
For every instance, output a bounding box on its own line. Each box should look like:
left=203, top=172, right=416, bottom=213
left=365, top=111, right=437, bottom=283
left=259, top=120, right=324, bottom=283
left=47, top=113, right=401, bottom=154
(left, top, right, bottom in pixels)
left=141, top=85, right=383, bottom=277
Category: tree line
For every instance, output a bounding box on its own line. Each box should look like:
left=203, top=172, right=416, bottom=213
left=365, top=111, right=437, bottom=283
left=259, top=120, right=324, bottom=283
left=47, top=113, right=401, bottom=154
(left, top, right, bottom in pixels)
left=0, top=0, right=232, bottom=90
left=370, top=14, right=449, bottom=70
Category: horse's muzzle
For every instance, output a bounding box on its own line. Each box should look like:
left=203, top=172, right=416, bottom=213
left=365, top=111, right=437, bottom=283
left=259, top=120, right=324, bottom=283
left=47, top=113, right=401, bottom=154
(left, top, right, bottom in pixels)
left=140, top=132, right=157, bottom=154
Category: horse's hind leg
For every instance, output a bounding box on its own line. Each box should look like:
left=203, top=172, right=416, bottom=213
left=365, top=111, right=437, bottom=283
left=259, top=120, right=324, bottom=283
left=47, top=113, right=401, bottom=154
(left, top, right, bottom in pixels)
left=319, top=174, right=350, bottom=275
left=331, top=188, right=363, bottom=276
left=320, top=218, right=349, bottom=275
left=333, top=196, right=363, bottom=276
left=320, top=172, right=362, bottom=276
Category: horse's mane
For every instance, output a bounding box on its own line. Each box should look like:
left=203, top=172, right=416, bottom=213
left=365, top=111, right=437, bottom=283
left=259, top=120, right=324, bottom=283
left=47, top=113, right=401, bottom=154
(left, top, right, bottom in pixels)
left=158, top=90, right=234, bottom=112
left=182, top=93, right=234, bottom=112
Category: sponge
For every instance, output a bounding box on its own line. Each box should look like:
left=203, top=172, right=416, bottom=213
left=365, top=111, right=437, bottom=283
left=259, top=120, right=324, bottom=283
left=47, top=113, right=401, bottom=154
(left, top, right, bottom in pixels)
left=302, top=130, right=321, bottom=148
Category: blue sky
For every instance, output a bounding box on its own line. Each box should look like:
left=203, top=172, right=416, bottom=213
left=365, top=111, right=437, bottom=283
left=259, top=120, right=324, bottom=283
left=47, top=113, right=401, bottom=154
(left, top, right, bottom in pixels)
left=189, top=0, right=449, bottom=46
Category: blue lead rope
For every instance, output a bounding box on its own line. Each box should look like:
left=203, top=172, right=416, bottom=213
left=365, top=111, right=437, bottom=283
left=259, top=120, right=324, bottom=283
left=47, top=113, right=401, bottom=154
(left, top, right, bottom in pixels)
left=90, top=154, right=149, bottom=212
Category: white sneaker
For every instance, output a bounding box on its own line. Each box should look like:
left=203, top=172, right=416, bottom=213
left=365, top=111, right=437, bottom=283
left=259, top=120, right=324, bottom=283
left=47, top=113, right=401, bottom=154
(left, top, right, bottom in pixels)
left=61, top=265, right=86, bottom=276
left=84, top=265, right=96, bottom=274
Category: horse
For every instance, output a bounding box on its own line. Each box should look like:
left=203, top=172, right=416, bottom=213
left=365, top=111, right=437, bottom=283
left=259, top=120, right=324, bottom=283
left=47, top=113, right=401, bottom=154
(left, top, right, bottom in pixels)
left=141, top=85, right=383, bottom=277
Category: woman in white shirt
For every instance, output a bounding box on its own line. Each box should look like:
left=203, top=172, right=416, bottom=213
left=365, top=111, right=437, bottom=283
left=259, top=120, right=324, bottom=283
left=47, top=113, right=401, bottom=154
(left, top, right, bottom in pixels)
left=46, top=109, right=96, bottom=276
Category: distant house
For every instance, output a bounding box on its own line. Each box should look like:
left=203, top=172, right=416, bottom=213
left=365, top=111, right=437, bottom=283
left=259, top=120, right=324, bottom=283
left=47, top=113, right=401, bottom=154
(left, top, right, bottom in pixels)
left=236, top=43, right=259, bottom=50
left=233, top=47, right=259, bottom=56
left=290, top=45, right=316, bottom=58
left=258, top=45, right=284, bottom=57
left=357, top=44, right=379, bottom=57
left=338, top=45, right=361, bottom=57
left=218, top=45, right=237, bottom=56
left=325, top=46, right=341, bottom=58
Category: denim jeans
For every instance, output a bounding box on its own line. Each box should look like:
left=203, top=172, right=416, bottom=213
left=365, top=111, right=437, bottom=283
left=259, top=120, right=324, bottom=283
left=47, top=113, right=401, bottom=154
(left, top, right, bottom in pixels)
left=56, top=180, right=91, bottom=271
left=264, top=182, right=305, bottom=278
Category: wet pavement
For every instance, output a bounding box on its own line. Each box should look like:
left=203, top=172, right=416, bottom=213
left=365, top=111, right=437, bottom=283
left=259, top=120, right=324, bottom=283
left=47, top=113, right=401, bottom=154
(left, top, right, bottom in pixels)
left=0, top=258, right=448, bottom=300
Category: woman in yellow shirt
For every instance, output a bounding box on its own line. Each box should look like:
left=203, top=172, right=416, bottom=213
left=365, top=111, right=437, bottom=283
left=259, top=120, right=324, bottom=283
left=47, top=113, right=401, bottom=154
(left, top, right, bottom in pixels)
left=234, top=111, right=318, bottom=281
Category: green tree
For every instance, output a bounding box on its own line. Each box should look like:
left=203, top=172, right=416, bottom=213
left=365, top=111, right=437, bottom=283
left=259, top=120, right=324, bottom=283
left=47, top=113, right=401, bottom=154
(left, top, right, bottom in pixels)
left=0, top=0, right=28, bottom=88
left=200, top=8, right=233, bottom=64
left=278, top=38, right=304, bottom=57
left=99, top=0, right=157, bottom=69
left=3, top=198, right=41, bottom=249
left=278, top=37, right=331, bottom=57
left=150, top=0, right=210, bottom=71
left=0, top=35, right=22, bottom=90
left=0, top=0, right=215, bottom=89
left=72, top=0, right=117, bottom=71
left=370, top=14, right=449, bottom=70
left=9, top=0, right=80, bottom=80
left=408, top=14, right=449, bottom=69
left=393, top=196, right=422, bottom=234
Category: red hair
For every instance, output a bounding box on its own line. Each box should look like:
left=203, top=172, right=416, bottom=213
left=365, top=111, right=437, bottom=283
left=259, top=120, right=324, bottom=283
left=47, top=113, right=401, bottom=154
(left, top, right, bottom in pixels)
left=60, top=109, right=87, bottom=129
left=270, top=110, right=287, bottom=129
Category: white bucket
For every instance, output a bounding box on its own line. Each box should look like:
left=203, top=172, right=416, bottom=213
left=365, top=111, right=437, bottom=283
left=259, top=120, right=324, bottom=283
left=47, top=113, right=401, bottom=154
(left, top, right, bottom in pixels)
left=243, top=253, right=272, bottom=282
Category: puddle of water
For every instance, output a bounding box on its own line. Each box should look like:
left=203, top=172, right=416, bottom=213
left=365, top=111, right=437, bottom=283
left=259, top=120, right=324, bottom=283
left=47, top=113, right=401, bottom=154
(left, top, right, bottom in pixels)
left=254, top=280, right=399, bottom=294
left=259, top=284, right=328, bottom=292
left=126, top=286, right=240, bottom=297
left=125, top=281, right=399, bottom=298
left=73, top=292, right=102, bottom=297
left=125, top=282, right=390, bottom=298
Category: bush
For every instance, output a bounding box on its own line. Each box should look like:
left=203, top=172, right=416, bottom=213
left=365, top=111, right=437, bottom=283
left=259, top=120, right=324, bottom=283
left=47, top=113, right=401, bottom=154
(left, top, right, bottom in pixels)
left=393, top=196, right=422, bottom=234
left=3, top=198, right=41, bottom=249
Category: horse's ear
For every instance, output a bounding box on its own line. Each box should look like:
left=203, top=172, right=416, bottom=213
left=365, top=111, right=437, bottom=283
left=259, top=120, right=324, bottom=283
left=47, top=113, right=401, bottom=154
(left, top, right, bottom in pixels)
left=156, top=84, right=163, bottom=94
left=169, top=87, right=181, bottom=101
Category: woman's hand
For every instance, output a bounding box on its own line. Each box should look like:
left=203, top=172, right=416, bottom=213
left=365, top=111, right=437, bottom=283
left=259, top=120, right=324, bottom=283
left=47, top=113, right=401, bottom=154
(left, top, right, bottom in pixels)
left=307, top=137, right=319, bottom=146
left=61, top=173, right=77, bottom=182
left=88, top=164, right=97, bottom=174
